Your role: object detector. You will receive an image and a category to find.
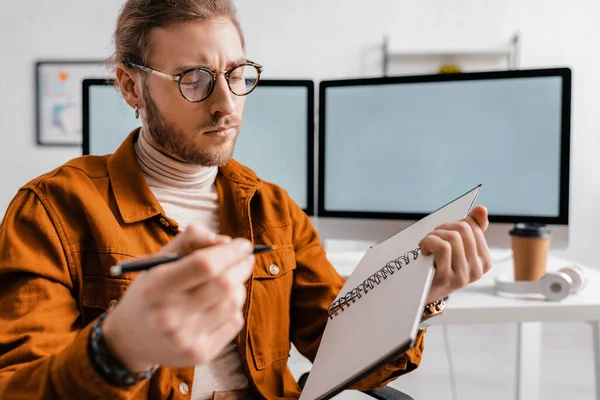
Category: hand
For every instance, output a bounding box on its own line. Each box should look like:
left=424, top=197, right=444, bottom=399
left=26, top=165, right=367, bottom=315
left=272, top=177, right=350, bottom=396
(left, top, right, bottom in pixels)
left=102, top=225, right=254, bottom=373
left=418, top=205, right=492, bottom=304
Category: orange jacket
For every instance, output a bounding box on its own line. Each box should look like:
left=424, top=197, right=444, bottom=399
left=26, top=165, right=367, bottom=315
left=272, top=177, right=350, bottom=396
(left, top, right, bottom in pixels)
left=0, top=131, right=424, bottom=399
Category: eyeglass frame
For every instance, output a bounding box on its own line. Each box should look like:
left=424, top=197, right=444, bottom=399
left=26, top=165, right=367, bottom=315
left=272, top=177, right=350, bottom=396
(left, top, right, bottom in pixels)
left=127, top=60, right=264, bottom=103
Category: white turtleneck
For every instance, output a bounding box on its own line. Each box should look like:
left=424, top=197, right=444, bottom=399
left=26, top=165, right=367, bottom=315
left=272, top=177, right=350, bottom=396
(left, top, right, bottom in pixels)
left=135, top=129, right=249, bottom=400
left=135, top=130, right=220, bottom=233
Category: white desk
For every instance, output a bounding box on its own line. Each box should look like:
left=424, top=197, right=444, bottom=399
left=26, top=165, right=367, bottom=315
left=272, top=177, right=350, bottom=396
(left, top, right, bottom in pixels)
left=325, top=251, right=600, bottom=400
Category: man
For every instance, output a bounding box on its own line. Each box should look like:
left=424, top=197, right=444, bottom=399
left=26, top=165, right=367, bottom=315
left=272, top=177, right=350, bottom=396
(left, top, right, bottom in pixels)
left=0, top=1, right=492, bottom=399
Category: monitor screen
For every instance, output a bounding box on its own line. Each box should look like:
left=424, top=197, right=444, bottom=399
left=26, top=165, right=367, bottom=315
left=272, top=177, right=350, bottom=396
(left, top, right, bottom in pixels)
left=82, top=79, right=314, bottom=214
left=318, top=68, right=571, bottom=227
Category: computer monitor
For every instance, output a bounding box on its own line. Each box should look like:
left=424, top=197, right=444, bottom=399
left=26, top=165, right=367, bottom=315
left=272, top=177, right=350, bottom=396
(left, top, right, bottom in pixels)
left=317, top=68, right=571, bottom=249
left=82, top=78, right=314, bottom=214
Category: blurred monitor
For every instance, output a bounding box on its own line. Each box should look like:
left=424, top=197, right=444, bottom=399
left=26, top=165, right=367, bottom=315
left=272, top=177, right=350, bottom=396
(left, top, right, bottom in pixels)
left=317, top=68, right=571, bottom=249
left=82, top=79, right=314, bottom=214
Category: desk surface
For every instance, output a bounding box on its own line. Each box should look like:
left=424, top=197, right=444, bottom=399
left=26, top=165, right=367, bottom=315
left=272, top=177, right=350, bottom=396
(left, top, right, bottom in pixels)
left=327, top=251, right=600, bottom=325
left=442, top=255, right=600, bottom=324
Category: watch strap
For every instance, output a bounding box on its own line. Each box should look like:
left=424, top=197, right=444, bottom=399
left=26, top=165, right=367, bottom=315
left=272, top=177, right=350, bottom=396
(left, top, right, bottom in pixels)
left=88, top=312, right=159, bottom=386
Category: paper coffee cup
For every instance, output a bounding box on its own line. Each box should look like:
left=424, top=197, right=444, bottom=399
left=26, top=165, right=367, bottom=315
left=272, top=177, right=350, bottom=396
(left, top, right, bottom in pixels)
left=509, top=222, right=551, bottom=281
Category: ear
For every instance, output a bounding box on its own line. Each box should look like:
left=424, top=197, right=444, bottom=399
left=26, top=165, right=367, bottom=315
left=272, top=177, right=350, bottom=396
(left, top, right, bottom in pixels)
left=115, top=63, right=144, bottom=111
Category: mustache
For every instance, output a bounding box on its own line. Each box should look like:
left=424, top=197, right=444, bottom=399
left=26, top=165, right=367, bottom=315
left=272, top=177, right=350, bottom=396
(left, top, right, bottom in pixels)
left=199, top=116, right=242, bottom=132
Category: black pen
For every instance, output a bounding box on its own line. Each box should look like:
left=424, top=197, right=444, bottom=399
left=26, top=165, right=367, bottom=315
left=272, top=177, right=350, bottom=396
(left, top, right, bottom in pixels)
left=110, top=244, right=276, bottom=276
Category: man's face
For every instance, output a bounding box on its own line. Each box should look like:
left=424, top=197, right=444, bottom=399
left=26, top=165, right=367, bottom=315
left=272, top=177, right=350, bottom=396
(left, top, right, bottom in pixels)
left=140, top=17, right=246, bottom=166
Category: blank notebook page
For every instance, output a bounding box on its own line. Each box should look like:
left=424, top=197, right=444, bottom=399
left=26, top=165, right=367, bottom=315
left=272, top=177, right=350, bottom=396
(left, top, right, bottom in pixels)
left=300, top=185, right=481, bottom=400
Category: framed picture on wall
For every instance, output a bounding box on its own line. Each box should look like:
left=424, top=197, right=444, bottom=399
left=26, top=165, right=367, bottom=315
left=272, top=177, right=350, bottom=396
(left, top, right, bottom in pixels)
left=36, top=60, right=112, bottom=146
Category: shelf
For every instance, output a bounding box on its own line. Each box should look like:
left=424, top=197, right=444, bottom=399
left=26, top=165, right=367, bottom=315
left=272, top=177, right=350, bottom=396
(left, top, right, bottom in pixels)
left=387, top=48, right=510, bottom=58
left=381, top=32, right=521, bottom=75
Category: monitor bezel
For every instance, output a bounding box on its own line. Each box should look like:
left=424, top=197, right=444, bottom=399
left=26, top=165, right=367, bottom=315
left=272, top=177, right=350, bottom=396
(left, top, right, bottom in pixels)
left=317, top=68, right=572, bottom=225
left=82, top=78, right=316, bottom=215
left=82, top=78, right=113, bottom=156
left=251, top=79, right=315, bottom=215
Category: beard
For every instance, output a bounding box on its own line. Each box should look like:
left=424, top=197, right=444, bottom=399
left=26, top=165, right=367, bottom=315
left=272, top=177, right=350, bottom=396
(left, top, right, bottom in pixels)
left=142, top=80, right=239, bottom=166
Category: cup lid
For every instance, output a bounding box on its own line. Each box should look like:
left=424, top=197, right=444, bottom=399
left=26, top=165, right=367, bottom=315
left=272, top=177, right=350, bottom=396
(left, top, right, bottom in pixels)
left=509, top=222, right=552, bottom=238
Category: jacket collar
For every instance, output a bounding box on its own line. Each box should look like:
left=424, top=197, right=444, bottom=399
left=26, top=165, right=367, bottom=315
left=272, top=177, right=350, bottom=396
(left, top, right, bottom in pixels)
left=107, top=129, right=163, bottom=224
left=216, top=159, right=261, bottom=239
left=108, top=129, right=261, bottom=227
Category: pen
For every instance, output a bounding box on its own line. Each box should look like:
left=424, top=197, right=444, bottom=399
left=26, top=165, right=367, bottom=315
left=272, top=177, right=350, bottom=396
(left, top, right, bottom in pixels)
left=110, top=244, right=276, bottom=276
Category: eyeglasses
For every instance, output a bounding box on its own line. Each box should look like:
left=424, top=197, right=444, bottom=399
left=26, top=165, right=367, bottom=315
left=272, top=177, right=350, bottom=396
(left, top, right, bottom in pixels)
left=128, top=60, right=263, bottom=103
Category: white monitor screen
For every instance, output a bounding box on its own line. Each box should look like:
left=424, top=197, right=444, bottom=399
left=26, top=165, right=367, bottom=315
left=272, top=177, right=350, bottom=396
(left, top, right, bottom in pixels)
left=320, top=69, right=570, bottom=224
left=84, top=80, right=313, bottom=212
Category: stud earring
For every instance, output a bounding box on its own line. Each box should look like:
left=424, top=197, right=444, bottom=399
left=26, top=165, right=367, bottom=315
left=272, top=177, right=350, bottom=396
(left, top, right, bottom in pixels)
left=135, top=105, right=140, bottom=119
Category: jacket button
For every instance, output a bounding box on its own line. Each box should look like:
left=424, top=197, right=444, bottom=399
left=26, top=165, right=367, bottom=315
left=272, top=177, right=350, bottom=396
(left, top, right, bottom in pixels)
left=269, top=264, right=280, bottom=276
left=179, top=382, right=189, bottom=395
left=159, top=217, right=170, bottom=227
left=108, top=299, right=118, bottom=310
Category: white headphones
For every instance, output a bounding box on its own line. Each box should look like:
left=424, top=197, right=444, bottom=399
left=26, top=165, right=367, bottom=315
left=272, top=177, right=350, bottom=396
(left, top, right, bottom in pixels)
left=494, top=266, right=587, bottom=301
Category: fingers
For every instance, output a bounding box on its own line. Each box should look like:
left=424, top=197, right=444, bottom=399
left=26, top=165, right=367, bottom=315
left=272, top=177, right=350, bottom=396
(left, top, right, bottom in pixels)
left=161, top=255, right=254, bottom=315
left=190, top=313, right=246, bottom=365
left=187, top=255, right=254, bottom=311
left=200, top=290, right=246, bottom=335
left=429, top=227, right=483, bottom=284
left=468, top=205, right=489, bottom=232
left=419, top=210, right=492, bottom=297
left=436, top=212, right=491, bottom=275
left=419, top=233, right=452, bottom=279
left=161, top=224, right=232, bottom=256
left=425, top=230, right=471, bottom=287
left=463, top=217, right=492, bottom=274
left=157, top=301, right=246, bottom=366
left=138, top=247, right=252, bottom=367
left=143, top=238, right=253, bottom=299
left=434, top=221, right=479, bottom=272
left=161, top=285, right=246, bottom=352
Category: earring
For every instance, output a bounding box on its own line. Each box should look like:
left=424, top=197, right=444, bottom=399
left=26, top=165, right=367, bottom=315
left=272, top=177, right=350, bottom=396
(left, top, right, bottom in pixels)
left=135, top=105, right=140, bottom=119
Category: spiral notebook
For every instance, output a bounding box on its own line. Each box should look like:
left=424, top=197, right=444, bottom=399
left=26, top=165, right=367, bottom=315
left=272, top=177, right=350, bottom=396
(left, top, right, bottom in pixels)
left=299, top=185, right=482, bottom=400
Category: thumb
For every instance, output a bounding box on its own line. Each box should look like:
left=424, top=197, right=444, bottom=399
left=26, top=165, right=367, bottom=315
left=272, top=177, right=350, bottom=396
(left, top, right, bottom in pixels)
left=468, top=205, right=489, bottom=232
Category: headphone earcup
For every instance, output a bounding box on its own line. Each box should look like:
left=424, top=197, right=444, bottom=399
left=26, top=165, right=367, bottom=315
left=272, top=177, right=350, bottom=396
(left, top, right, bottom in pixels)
left=540, top=273, right=572, bottom=301
left=558, top=266, right=587, bottom=293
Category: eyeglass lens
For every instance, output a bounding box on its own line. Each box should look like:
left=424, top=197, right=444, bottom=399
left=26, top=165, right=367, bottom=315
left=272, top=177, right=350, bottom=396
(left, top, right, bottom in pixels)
left=179, top=64, right=259, bottom=101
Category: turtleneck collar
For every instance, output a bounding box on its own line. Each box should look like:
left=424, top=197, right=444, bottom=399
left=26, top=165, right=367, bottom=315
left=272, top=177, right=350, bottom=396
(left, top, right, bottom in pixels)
left=134, top=128, right=218, bottom=190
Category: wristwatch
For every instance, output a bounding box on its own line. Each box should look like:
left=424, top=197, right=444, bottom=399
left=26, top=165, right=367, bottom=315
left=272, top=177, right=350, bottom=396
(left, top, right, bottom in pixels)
left=418, top=298, right=445, bottom=330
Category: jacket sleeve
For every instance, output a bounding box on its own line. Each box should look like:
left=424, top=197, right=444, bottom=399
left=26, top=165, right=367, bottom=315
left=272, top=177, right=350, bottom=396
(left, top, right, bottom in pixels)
left=0, top=188, right=146, bottom=400
left=287, top=198, right=425, bottom=390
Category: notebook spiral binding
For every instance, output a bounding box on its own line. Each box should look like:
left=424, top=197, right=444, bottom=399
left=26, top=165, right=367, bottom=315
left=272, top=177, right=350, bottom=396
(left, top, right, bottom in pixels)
left=328, top=248, right=421, bottom=319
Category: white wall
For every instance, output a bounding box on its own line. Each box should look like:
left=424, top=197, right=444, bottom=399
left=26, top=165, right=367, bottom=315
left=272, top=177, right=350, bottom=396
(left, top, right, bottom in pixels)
left=1, top=0, right=599, bottom=266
